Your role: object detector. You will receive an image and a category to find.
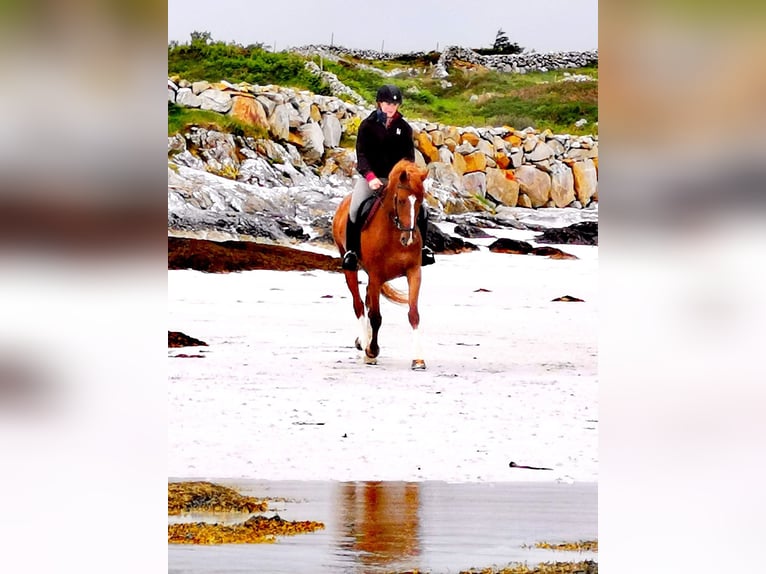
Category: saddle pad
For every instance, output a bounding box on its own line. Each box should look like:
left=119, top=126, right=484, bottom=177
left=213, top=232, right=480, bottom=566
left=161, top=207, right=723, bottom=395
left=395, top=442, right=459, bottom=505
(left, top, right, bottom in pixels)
left=360, top=194, right=383, bottom=231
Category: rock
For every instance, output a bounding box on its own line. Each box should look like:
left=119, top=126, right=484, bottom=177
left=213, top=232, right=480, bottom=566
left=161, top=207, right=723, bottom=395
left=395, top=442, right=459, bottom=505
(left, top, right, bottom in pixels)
left=460, top=130, right=480, bottom=147
left=462, top=151, right=487, bottom=173
left=269, top=103, right=291, bottom=141
left=168, top=237, right=340, bottom=273
left=297, top=122, right=325, bottom=164
left=321, top=113, right=342, bottom=148
left=488, top=238, right=533, bottom=254
left=229, top=95, right=269, bottom=131
left=198, top=89, right=232, bottom=113
left=454, top=224, right=494, bottom=238
left=526, top=140, right=554, bottom=162
left=168, top=134, right=186, bottom=154
left=514, top=165, right=551, bottom=207
left=572, top=159, right=598, bottom=205
left=168, top=331, right=208, bottom=348
left=486, top=167, right=519, bottom=207
left=416, top=131, right=439, bottom=163
left=549, top=160, right=576, bottom=208
left=517, top=193, right=533, bottom=208
left=424, top=223, right=479, bottom=254
left=191, top=81, right=211, bottom=95
left=462, top=171, right=487, bottom=198
left=452, top=152, right=467, bottom=176
left=176, top=87, right=202, bottom=108
left=535, top=221, right=598, bottom=245
left=531, top=246, right=578, bottom=259
left=438, top=146, right=454, bottom=164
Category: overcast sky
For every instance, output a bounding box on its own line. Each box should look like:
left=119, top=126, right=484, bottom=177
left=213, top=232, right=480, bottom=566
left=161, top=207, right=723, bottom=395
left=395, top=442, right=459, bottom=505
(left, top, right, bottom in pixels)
left=168, top=0, right=598, bottom=54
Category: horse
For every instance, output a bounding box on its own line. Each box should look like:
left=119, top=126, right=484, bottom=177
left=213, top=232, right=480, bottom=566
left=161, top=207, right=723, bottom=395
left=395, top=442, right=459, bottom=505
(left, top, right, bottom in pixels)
left=332, top=159, right=429, bottom=370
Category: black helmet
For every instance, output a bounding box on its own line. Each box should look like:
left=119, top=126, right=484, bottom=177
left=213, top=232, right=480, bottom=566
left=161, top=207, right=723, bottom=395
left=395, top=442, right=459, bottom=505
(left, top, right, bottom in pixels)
left=376, top=84, right=403, bottom=104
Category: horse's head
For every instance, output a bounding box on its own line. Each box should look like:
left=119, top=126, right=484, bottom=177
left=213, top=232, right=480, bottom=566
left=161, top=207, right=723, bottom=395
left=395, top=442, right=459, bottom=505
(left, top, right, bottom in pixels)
left=387, top=160, right=427, bottom=247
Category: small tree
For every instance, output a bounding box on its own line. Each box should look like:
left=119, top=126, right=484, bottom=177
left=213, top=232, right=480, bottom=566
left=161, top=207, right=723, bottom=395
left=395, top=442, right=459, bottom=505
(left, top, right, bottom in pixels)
left=491, top=29, right=522, bottom=55
left=190, top=30, right=212, bottom=48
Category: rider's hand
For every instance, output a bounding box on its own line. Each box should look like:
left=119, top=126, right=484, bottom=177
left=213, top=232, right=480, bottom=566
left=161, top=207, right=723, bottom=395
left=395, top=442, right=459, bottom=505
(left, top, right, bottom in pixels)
left=369, top=178, right=383, bottom=190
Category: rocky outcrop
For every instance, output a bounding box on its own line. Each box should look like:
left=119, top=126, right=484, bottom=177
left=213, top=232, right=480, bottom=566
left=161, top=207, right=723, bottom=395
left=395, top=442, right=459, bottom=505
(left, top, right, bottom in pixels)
left=168, top=58, right=599, bottom=249
left=168, top=78, right=598, bottom=214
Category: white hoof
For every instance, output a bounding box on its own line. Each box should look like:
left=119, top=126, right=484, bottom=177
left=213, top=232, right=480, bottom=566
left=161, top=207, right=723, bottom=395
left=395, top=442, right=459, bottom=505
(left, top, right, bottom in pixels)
left=364, top=355, right=378, bottom=365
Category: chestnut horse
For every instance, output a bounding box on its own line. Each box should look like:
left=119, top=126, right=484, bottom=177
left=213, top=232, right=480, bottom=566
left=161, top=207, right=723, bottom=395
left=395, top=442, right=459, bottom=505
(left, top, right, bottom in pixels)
left=332, top=159, right=428, bottom=370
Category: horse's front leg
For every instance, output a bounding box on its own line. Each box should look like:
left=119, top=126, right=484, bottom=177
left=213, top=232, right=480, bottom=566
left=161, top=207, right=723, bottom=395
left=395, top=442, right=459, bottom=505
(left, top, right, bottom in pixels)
left=364, top=280, right=382, bottom=365
left=406, top=267, right=426, bottom=370
left=343, top=270, right=367, bottom=351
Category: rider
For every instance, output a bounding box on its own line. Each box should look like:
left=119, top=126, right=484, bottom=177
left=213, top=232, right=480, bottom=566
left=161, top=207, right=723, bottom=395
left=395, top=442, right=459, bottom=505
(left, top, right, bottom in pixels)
left=342, top=84, right=436, bottom=271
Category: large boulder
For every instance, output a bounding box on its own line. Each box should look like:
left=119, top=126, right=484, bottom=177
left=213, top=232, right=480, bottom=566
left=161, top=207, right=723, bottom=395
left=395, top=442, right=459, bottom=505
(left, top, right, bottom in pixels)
left=572, top=159, right=598, bottom=205
left=229, top=95, right=270, bottom=132
left=514, top=165, right=551, bottom=207
left=198, top=89, right=232, bottom=113
left=549, top=160, right=576, bottom=207
left=486, top=167, right=519, bottom=207
left=296, top=122, right=325, bottom=164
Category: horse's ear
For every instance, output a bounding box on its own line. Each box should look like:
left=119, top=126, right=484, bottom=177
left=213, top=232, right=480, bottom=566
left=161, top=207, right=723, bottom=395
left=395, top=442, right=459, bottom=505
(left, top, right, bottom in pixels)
left=399, top=169, right=409, bottom=184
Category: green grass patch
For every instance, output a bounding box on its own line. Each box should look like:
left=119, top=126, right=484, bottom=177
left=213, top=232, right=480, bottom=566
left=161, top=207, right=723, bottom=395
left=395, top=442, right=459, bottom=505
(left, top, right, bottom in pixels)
left=169, top=40, right=330, bottom=94
left=168, top=36, right=598, bottom=135
left=326, top=62, right=598, bottom=134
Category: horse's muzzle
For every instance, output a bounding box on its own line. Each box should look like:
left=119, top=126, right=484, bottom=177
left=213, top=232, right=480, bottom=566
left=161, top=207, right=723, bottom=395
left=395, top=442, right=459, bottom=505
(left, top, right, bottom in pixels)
left=400, top=231, right=414, bottom=247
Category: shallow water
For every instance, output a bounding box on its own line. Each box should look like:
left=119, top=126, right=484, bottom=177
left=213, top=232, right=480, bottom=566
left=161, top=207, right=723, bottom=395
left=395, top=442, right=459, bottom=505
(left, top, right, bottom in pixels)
left=168, top=480, right=597, bottom=574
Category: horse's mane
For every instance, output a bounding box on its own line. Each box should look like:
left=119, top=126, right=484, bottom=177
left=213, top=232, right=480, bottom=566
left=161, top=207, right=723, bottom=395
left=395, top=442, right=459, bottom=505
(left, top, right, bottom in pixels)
left=385, top=160, right=426, bottom=200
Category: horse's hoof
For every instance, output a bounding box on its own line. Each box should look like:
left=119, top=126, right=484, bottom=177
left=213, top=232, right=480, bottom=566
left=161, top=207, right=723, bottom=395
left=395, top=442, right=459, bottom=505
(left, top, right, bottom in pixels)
left=355, top=337, right=362, bottom=351
left=411, top=359, right=427, bottom=370
left=364, top=355, right=378, bottom=365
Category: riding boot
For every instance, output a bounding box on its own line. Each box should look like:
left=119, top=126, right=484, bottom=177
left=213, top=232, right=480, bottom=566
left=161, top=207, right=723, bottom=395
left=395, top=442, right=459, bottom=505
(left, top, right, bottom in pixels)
left=417, top=207, right=435, bottom=266
left=342, top=215, right=361, bottom=271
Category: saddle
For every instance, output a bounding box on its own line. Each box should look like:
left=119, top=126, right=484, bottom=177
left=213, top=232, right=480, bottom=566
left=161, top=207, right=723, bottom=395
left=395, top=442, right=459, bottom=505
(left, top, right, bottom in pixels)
left=358, top=193, right=383, bottom=231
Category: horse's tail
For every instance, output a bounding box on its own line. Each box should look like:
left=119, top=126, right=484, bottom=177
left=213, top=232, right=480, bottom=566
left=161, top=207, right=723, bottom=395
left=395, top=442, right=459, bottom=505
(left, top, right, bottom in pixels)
left=381, top=281, right=408, bottom=305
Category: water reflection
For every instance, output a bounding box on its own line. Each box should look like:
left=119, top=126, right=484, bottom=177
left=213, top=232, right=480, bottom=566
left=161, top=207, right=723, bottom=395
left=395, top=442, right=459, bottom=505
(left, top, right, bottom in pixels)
left=336, top=482, right=420, bottom=572
left=168, top=480, right=597, bottom=574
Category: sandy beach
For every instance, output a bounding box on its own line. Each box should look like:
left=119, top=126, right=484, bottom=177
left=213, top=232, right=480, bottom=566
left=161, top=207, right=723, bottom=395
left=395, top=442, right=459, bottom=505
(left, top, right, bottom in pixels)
left=168, top=223, right=598, bottom=484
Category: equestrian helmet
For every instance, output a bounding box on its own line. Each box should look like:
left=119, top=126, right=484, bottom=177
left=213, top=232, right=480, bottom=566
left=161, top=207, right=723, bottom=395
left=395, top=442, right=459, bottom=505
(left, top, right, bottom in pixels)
left=376, top=84, right=403, bottom=104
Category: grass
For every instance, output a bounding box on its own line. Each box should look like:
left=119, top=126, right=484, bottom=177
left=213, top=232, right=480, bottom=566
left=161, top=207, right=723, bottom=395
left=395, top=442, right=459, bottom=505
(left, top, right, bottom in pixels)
left=168, top=36, right=598, bottom=136
left=320, top=52, right=598, bottom=134
left=168, top=40, right=328, bottom=94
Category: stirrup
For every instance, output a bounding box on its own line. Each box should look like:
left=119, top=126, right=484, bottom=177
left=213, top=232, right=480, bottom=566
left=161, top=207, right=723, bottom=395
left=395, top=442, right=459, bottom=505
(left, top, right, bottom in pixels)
left=342, top=250, right=359, bottom=271
left=421, top=248, right=435, bottom=267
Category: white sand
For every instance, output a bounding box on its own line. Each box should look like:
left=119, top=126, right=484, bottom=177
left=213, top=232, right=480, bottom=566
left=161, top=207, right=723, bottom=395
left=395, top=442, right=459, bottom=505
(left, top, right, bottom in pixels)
left=168, top=225, right=598, bottom=483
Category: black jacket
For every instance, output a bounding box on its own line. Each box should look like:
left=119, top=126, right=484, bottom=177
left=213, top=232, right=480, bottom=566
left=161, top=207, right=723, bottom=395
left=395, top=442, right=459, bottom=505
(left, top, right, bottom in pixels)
left=355, top=110, right=415, bottom=180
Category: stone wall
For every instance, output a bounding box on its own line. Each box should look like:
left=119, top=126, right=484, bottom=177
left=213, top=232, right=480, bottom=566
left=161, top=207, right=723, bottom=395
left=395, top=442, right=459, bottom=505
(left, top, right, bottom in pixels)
left=168, top=74, right=598, bottom=211
left=433, top=46, right=598, bottom=78
left=288, top=44, right=598, bottom=76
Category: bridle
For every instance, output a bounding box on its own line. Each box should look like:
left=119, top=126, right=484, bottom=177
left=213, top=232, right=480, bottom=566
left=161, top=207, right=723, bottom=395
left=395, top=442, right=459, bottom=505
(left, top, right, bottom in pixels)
left=391, top=183, right=418, bottom=232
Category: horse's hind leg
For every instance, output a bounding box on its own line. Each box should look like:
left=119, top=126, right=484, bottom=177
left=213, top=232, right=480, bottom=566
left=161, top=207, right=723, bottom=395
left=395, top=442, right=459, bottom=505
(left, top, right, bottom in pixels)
left=407, top=268, right=426, bottom=370
left=364, top=280, right=382, bottom=364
